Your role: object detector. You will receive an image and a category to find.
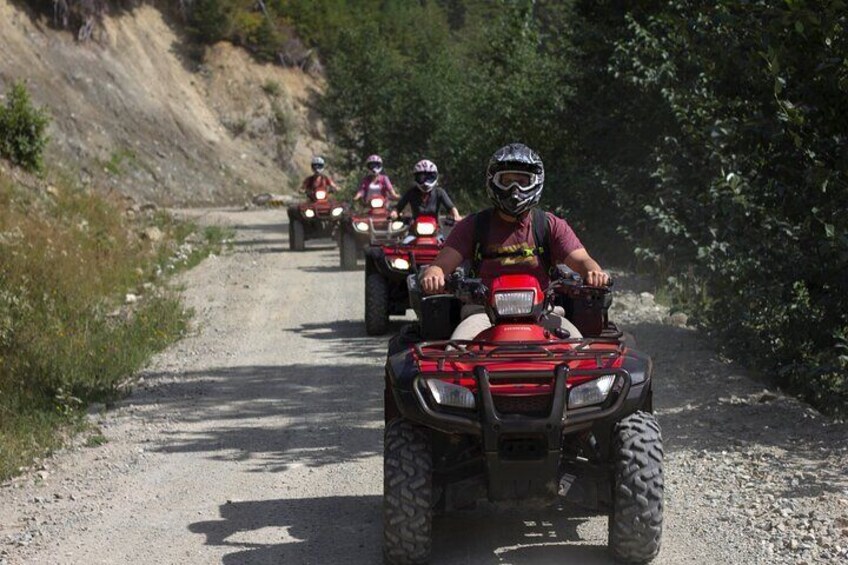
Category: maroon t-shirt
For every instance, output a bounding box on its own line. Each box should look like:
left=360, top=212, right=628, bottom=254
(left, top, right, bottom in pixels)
left=444, top=210, right=584, bottom=287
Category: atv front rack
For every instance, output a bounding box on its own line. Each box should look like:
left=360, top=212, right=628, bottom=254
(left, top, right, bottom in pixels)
left=368, top=217, right=408, bottom=243
left=414, top=338, right=624, bottom=371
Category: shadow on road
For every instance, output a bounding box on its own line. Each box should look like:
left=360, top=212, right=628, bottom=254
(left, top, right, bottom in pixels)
left=188, top=495, right=613, bottom=565
left=189, top=495, right=382, bottom=564
left=289, top=319, right=408, bottom=360
left=298, top=264, right=363, bottom=273
left=136, top=364, right=383, bottom=473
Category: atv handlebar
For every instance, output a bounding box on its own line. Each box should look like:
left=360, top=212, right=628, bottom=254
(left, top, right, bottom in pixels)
left=440, top=267, right=613, bottom=306
left=444, top=269, right=488, bottom=302
left=550, top=265, right=614, bottom=294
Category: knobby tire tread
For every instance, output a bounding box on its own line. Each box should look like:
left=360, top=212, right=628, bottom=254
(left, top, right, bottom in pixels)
left=366, top=272, right=390, bottom=335
left=290, top=219, right=305, bottom=251
left=383, top=419, right=432, bottom=565
left=609, top=411, right=664, bottom=563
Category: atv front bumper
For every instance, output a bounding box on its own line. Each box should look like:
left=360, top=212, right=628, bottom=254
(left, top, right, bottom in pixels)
left=386, top=350, right=652, bottom=501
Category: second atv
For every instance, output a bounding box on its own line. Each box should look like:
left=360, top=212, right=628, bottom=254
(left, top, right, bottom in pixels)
left=362, top=215, right=452, bottom=335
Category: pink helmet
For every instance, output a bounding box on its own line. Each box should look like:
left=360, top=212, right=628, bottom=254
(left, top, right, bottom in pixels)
left=365, top=154, right=383, bottom=174
left=413, top=159, right=438, bottom=192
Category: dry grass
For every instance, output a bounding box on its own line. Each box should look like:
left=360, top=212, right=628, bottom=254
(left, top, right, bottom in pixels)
left=0, top=171, right=227, bottom=479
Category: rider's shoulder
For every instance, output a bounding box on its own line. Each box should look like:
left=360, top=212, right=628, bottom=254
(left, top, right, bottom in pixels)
left=543, top=211, right=579, bottom=235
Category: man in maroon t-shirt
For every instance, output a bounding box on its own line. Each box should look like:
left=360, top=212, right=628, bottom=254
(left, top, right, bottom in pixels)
left=420, top=143, right=609, bottom=339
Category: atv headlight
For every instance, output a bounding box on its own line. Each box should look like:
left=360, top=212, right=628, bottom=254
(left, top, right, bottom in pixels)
left=494, top=291, right=535, bottom=317
left=568, top=375, right=616, bottom=409
left=314, top=190, right=327, bottom=200
left=304, top=209, right=316, bottom=218
left=370, top=197, right=385, bottom=209
left=354, top=221, right=369, bottom=232
left=426, top=379, right=476, bottom=410
left=415, top=222, right=437, bottom=236
left=390, top=257, right=410, bottom=271
left=332, top=207, right=344, bottom=217
left=391, top=220, right=406, bottom=231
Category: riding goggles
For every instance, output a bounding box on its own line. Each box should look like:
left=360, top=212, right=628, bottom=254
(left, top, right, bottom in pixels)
left=414, top=172, right=438, bottom=185
left=491, top=170, right=538, bottom=192
left=367, top=163, right=383, bottom=173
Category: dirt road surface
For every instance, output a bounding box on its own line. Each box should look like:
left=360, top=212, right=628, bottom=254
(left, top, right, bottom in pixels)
left=1, top=208, right=846, bottom=564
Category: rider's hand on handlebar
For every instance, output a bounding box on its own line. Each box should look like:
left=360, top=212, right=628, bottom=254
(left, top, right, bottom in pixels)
left=585, top=270, right=611, bottom=287
left=421, top=265, right=446, bottom=295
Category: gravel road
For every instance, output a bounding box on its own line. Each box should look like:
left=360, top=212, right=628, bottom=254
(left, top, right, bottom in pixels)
left=1, top=208, right=846, bottom=565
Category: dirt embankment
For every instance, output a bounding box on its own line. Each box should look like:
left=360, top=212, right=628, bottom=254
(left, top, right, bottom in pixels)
left=0, top=1, right=326, bottom=205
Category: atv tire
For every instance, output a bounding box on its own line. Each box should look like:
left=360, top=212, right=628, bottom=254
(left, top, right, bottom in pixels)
left=383, top=419, right=432, bottom=565
left=365, top=273, right=390, bottom=335
left=290, top=219, right=305, bottom=251
left=609, top=411, right=664, bottom=563
left=340, top=232, right=358, bottom=270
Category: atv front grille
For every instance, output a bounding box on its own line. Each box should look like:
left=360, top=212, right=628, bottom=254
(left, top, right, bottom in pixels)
left=492, top=394, right=553, bottom=417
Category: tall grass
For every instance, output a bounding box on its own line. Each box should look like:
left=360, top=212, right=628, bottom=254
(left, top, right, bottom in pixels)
left=0, top=173, right=224, bottom=479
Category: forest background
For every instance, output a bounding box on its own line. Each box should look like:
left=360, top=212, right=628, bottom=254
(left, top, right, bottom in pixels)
left=28, top=0, right=848, bottom=414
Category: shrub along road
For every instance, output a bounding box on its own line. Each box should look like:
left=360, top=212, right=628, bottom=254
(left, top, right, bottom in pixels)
left=0, top=208, right=846, bottom=564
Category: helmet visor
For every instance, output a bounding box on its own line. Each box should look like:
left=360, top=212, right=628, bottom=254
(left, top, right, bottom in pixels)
left=312, top=164, right=324, bottom=172
left=367, top=161, right=382, bottom=172
left=414, top=171, right=438, bottom=185
left=492, top=170, right=538, bottom=192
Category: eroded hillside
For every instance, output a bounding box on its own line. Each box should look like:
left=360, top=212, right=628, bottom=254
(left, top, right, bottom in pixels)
left=0, top=1, right=326, bottom=204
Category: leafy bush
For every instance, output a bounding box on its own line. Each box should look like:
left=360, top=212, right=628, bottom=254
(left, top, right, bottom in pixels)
left=569, top=0, right=848, bottom=413
left=0, top=173, right=229, bottom=478
left=0, top=82, right=50, bottom=172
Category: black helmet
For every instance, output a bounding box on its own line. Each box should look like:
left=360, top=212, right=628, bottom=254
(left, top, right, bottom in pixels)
left=485, top=143, right=544, bottom=217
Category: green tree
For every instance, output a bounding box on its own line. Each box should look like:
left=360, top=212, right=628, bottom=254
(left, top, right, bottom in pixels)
left=0, top=81, right=50, bottom=172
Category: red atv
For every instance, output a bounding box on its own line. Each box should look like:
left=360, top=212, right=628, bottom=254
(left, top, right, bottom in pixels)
left=338, top=196, right=406, bottom=270
left=383, top=269, right=662, bottom=564
left=286, top=188, right=346, bottom=251
left=363, top=215, right=453, bottom=335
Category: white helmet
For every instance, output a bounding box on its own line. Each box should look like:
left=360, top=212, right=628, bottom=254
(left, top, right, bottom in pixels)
left=413, top=159, right=438, bottom=193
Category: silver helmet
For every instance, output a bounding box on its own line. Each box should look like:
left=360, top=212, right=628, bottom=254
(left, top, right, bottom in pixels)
left=485, top=143, right=544, bottom=217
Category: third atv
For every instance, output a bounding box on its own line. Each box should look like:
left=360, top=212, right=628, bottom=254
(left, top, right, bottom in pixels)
left=338, top=196, right=407, bottom=270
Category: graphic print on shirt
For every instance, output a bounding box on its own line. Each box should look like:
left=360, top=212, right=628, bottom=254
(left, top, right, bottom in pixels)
left=484, top=242, right=539, bottom=267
